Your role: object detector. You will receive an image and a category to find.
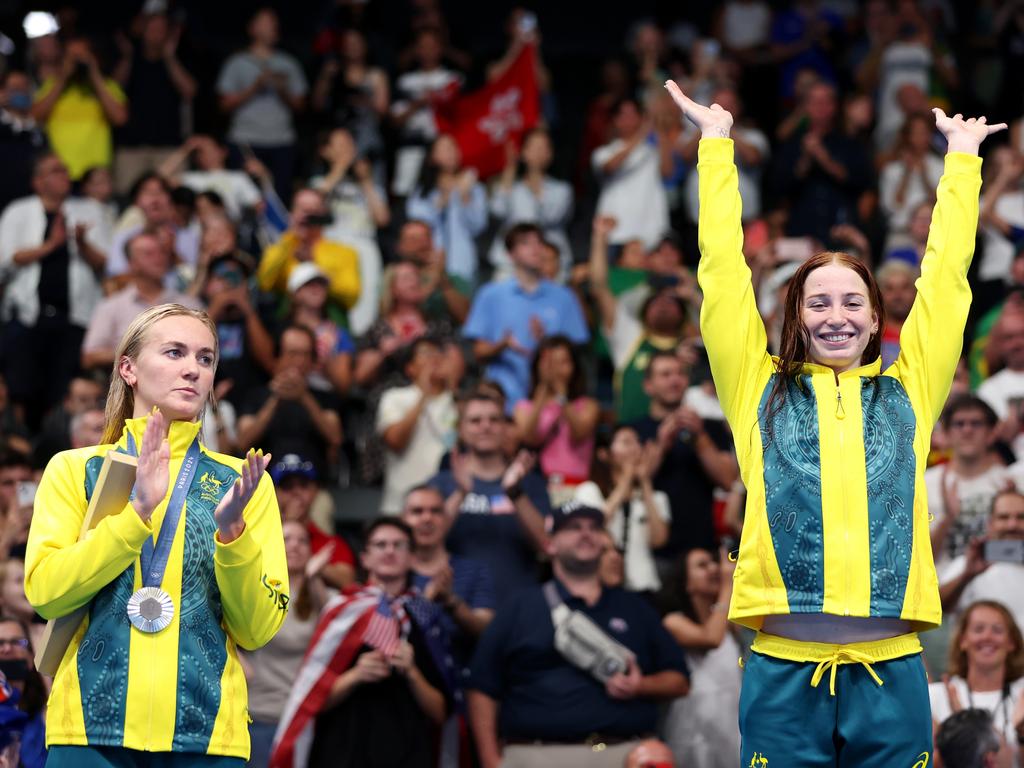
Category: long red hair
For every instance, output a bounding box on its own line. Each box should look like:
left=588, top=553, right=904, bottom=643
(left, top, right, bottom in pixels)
left=764, top=251, right=886, bottom=428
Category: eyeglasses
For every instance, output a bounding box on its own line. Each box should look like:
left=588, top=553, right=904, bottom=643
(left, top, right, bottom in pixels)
left=0, top=638, right=29, bottom=650
left=366, top=539, right=410, bottom=552
left=950, top=418, right=988, bottom=430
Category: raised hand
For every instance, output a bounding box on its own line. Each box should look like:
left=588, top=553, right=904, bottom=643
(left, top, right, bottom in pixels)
left=933, top=108, right=1007, bottom=156
left=132, top=409, right=170, bottom=522
left=214, top=449, right=272, bottom=542
left=664, top=80, right=733, bottom=138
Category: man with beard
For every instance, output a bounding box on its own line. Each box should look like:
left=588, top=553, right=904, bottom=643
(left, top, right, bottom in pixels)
left=467, top=501, right=687, bottom=768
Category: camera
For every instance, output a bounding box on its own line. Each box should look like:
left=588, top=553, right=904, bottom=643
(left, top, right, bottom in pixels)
left=983, top=539, right=1024, bottom=564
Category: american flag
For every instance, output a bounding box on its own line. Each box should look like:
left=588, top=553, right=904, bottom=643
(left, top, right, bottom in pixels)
left=270, top=586, right=420, bottom=768
left=363, top=595, right=408, bottom=658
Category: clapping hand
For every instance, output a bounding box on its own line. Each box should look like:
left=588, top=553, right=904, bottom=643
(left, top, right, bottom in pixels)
left=305, top=541, right=335, bottom=579
left=214, top=448, right=272, bottom=542
left=132, top=409, right=170, bottom=522
left=664, top=80, right=733, bottom=138
left=501, top=450, right=536, bottom=493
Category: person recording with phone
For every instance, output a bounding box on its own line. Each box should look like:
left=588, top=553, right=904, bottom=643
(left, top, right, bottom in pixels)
left=941, top=490, right=1024, bottom=637
left=256, top=187, right=361, bottom=317
left=0, top=615, right=46, bottom=768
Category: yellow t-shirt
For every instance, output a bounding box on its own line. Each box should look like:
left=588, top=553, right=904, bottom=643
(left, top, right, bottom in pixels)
left=36, top=78, right=126, bottom=179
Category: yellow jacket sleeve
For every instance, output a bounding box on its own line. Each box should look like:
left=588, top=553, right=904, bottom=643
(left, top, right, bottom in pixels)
left=315, top=241, right=362, bottom=310
left=257, top=234, right=297, bottom=294
left=214, top=473, right=289, bottom=650
left=24, top=450, right=153, bottom=620
left=888, top=152, right=982, bottom=426
left=697, top=138, right=774, bottom=432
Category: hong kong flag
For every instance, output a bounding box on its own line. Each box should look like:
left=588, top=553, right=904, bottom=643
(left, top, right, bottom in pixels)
left=434, top=43, right=540, bottom=178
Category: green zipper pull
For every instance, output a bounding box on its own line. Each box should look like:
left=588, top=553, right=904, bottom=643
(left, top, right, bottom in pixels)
left=836, top=388, right=846, bottom=419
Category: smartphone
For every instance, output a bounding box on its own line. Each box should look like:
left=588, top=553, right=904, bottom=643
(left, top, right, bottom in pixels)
left=984, top=539, right=1024, bottom=564
left=0, top=659, right=27, bottom=682
left=15, top=481, right=36, bottom=508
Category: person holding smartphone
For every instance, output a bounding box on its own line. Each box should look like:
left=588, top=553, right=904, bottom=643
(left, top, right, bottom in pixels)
left=24, top=303, right=288, bottom=767
left=256, top=187, right=361, bottom=315
left=666, top=79, right=1001, bottom=766
left=941, top=489, right=1024, bottom=634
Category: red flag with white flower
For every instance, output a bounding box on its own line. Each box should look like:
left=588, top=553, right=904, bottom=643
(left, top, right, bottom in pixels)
left=434, top=43, right=540, bottom=178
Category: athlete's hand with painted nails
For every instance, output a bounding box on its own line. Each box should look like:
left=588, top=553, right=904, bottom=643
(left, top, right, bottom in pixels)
left=664, top=80, right=732, bottom=139
left=932, top=108, right=1007, bottom=156
left=215, top=448, right=272, bottom=542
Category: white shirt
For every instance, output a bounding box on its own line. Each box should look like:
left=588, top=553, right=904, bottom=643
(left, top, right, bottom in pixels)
left=930, top=675, right=1024, bottom=758
left=0, top=195, right=112, bottom=328
left=180, top=169, right=261, bottom=221
left=879, top=154, right=944, bottom=233
left=925, top=463, right=1010, bottom=568
left=574, top=481, right=671, bottom=592
left=376, top=385, right=457, bottom=514
left=592, top=139, right=669, bottom=248
left=978, top=368, right=1024, bottom=459
left=978, top=189, right=1024, bottom=283
left=940, top=558, right=1024, bottom=633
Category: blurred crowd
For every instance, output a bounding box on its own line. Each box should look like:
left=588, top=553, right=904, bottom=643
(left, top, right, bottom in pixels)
left=2, top=0, right=1024, bottom=766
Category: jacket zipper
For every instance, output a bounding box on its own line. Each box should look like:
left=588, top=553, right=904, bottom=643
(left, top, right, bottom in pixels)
left=836, top=382, right=850, bottom=616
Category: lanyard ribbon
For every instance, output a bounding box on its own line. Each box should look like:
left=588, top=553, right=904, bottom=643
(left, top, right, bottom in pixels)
left=124, top=432, right=201, bottom=589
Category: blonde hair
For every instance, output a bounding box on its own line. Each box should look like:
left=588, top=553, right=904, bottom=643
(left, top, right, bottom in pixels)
left=101, top=304, right=220, bottom=444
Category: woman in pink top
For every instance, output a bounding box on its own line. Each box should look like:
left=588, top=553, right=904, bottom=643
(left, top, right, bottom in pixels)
left=514, top=335, right=599, bottom=506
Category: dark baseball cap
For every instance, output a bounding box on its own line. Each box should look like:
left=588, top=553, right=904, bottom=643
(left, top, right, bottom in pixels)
left=269, top=453, right=317, bottom=483
left=550, top=499, right=605, bottom=533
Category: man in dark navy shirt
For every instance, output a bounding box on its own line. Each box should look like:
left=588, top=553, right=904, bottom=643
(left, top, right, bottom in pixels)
left=467, top=502, right=688, bottom=768
left=428, top=389, right=551, bottom=605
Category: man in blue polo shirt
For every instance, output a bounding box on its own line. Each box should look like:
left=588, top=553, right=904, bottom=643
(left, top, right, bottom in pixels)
left=467, top=502, right=688, bottom=768
left=462, top=223, right=589, bottom=410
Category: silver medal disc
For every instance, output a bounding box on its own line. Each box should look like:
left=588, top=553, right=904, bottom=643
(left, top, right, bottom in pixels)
left=126, top=587, right=175, bottom=633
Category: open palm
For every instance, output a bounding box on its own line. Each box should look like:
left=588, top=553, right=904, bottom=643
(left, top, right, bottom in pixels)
left=214, top=449, right=272, bottom=539
left=664, top=80, right=733, bottom=137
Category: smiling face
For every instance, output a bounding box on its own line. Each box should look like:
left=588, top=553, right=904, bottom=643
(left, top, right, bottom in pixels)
left=959, top=604, right=1016, bottom=674
left=120, top=315, right=217, bottom=421
left=800, top=262, right=879, bottom=373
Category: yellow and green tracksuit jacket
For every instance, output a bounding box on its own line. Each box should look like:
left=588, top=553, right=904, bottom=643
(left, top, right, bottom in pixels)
left=25, top=416, right=289, bottom=758
left=696, top=138, right=981, bottom=632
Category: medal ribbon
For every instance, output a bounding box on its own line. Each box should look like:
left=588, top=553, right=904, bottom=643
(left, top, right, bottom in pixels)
left=124, top=431, right=202, bottom=589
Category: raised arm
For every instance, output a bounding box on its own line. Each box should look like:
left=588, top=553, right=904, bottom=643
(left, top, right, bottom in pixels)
left=891, top=109, right=1005, bottom=424
left=664, top=81, right=772, bottom=428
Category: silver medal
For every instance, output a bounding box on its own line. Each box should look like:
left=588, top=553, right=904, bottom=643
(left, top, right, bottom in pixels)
left=126, top=586, right=175, bottom=633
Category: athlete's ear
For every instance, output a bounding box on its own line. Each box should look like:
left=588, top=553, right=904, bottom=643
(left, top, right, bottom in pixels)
left=118, top=355, right=137, bottom=387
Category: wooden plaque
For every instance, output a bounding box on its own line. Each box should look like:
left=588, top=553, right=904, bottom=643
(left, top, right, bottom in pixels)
left=35, top=450, right=138, bottom=677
